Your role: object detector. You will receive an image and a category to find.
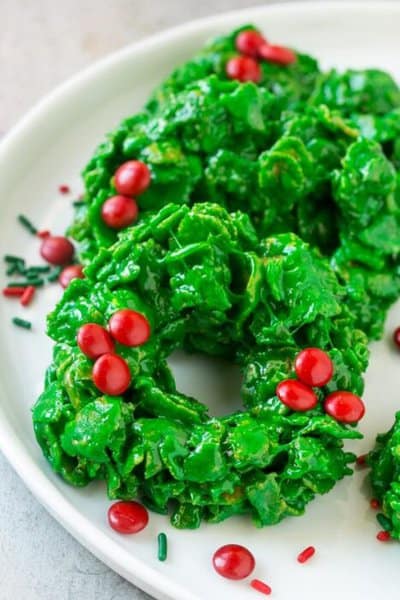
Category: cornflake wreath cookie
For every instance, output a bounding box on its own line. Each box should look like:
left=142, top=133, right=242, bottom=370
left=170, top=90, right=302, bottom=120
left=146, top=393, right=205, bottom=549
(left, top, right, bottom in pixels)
left=70, top=26, right=400, bottom=340
left=368, top=413, right=400, bottom=541
left=33, top=203, right=368, bottom=529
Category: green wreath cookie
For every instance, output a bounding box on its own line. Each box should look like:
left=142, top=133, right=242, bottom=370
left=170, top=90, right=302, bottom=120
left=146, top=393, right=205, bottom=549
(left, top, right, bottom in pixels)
left=33, top=203, right=368, bottom=528
left=69, top=26, right=400, bottom=340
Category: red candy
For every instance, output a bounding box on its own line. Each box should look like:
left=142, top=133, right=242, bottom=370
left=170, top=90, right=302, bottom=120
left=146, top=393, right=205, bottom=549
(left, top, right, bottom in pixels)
left=276, top=379, right=318, bottom=411
left=109, top=309, right=151, bottom=347
left=393, top=327, right=400, bottom=349
left=101, top=195, right=138, bottom=229
left=114, top=161, right=151, bottom=197
left=226, top=56, right=261, bottom=83
left=108, top=501, right=149, bottom=534
left=259, top=44, right=296, bottom=65
left=377, top=530, right=391, bottom=542
left=212, top=544, right=255, bottom=580
left=295, top=348, right=333, bottom=387
left=58, top=184, right=70, bottom=194
left=356, top=454, right=367, bottom=467
left=77, top=323, right=114, bottom=360
left=235, top=30, right=267, bottom=57
left=92, top=353, right=131, bottom=395
left=297, top=546, right=316, bottom=564
left=324, top=391, right=365, bottom=423
left=40, top=235, right=74, bottom=265
left=370, top=498, right=380, bottom=510
left=59, top=264, right=84, bottom=289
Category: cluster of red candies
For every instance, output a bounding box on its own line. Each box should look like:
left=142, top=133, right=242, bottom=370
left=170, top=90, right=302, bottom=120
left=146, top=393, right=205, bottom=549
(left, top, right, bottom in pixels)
left=276, top=347, right=366, bottom=424
left=39, top=233, right=84, bottom=288
left=226, top=29, right=296, bottom=84
left=77, top=309, right=151, bottom=395
left=101, top=160, right=151, bottom=230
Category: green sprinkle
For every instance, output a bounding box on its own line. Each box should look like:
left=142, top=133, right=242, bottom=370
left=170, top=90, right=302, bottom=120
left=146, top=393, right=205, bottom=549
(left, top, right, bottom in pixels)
left=4, top=255, right=25, bottom=264
left=18, top=214, right=38, bottom=235
left=12, top=317, right=32, bottom=330
left=26, top=265, right=51, bottom=274
left=157, top=532, right=167, bottom=562
left=73, top=200, right=85, bottom=207
left=7, top=264, right=20, bottom=276
left=377, top=513, right=392, bottom=531
left=47, top=267, right=62, bottom=282
left=7, top=279, right=44, bottom=288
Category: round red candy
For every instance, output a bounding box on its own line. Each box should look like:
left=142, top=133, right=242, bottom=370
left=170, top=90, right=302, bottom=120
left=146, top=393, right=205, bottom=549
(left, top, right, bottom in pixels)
left=295, top=348, right=333, bottom=387
left=59, top=264, right=84, bottom=289
left=276, top=379, right=318, bottom=411
left=109, top=309, right=151, bottom=347
left=324, top=391, right=365, bottom=423
left=77, top=323, right=114, bottom=360
left=212, top=544, right=255, bottom=580
left=226, top=56, right=261, bottom=83
left=114, top=160, right=151, bottom=197
left=101, top=195, right=138, bottom=229
left=92, top=353, right=131, bottom=395
left=393, top=327, right=400, bottom=349
left=259, top=44, right=296, bottom=65
left=235, top=30, right=267, bottom=57
left=108, top=501, right=149, bottom=534
left=40, top=236, right=74, bottom=266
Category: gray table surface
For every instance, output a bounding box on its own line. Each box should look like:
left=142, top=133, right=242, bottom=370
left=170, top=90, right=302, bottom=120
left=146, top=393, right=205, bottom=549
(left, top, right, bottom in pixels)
left=0, top=1, right=346, bottom=599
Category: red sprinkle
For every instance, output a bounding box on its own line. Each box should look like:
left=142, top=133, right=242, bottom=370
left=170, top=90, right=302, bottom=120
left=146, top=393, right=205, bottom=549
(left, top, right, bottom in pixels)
left=20, top=286, right=35, bottom=307
left=2, top=287, right=26, bottom=297
left=59, top=264, right=84, bottom=289
left=377, top=530, right=391, bottom=542
left=212, top=544, right=255, bottom=580
left=259, top=44, right=296, bottom=65
left=250, top=579, right=272, bottom=596
left=356, top=454, right=367, bottom=467
left=108, top=501, right=149, bottom=534
left=295, top=348, right=333, bottom=387
left=58, top=184, right=70, bottom=194
left=324, top=391, right=365, bottom=423
left=276, top=379, right=318, bottom=411
left=297, top=546, right=316, bottom=564
left=235, top=30, right=267, bottom=57
left=37, top=230, right=51, bottom=239
left=226, top=56, right=261, bottom=83
left=370, top=498, right=380, bottom=510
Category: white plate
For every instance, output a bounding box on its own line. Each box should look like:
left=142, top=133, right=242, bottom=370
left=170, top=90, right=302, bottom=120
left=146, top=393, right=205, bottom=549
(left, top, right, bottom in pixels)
left=1, top=3, right=400, bottom=599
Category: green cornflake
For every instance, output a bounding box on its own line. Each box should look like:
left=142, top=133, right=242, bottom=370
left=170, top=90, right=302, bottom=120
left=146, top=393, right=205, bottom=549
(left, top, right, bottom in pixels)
left=377, top=513, right=392, bottom=531
left=157, top=533, right=167, bottom=562
left=12, top=317, right=32, bottom=330
left=18, top=215, right=38, bottom=235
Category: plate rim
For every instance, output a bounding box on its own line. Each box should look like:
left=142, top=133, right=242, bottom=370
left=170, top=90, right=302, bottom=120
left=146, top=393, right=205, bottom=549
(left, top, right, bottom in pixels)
left=1, top=3, right=400, bottom=599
